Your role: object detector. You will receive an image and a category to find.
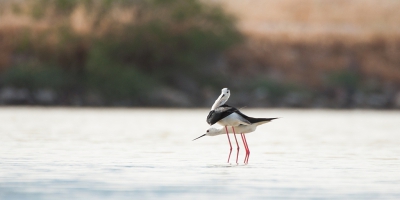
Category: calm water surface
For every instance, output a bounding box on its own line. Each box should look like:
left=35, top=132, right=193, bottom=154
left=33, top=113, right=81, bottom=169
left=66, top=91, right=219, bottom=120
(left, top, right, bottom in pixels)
left=1, top=108, right=399, bottom=199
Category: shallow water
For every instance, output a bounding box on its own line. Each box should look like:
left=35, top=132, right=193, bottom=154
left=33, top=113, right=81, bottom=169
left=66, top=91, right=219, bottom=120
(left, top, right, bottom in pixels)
left=1, top=108, right=399, bottom=199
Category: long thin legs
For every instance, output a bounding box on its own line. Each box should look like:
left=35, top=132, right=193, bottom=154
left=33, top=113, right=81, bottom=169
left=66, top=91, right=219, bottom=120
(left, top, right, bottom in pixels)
left=242, top=134, right=250, bottom=164
left=225, top=126, right=232, bottom=163
left=231, top=127, right=240, bottom=164
left=225, top=126, right=250, bottom=164
left=240, top=134, right=246, bottom=163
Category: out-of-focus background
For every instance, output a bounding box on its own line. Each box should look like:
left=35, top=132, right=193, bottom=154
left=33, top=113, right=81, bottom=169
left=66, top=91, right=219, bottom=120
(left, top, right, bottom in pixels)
left=2, top=2, right=400, bottom=199
left=0, top=0, right=399, bottom=108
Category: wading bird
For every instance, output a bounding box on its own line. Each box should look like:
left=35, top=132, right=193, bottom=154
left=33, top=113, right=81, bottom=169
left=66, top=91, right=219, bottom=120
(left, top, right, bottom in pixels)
left=200, top=88, right=277, bottom=164
left=195, top=117, right=277, bottom=164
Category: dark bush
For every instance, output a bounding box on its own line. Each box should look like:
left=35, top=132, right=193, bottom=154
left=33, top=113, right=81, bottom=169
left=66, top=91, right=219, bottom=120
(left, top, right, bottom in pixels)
left=1, top=0, right=242, bottom=104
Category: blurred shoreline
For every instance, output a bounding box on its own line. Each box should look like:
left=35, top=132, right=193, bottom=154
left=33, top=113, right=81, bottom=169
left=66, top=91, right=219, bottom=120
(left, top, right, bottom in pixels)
left=1, top=85, right=399, bottom=108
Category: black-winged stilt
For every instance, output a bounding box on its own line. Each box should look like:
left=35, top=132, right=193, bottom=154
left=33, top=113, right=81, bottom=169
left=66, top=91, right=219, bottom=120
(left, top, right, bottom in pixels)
left=206, top=88, right=249, bottom=163
left=195, top=117, right=277, bottom=164
left=200, top=88, right=277, bottom=164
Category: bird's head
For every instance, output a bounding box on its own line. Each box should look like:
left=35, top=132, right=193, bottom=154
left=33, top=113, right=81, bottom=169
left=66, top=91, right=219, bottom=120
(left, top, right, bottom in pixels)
left=210, top=88, right=230, bottom=110
left=205, top=127, right=221, bottom=136
left=192, top=127, right=222, bottom=141
left=220, top=88, right=230, bottom=100
left=217, top=88, right=230, bottom=106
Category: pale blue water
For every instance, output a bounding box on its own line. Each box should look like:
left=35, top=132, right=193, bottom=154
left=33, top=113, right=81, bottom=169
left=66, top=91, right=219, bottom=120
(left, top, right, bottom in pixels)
left=1, top=108, right=399, bottom=199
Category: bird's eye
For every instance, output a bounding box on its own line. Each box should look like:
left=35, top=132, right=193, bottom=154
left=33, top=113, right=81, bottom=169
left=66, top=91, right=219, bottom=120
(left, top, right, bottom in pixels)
left=207, top=130, right=209, bottom=132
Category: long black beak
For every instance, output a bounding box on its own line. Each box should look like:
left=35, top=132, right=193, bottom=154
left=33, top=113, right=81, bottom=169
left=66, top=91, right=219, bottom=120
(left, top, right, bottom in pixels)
left=192, top=134, right=206, bottom=141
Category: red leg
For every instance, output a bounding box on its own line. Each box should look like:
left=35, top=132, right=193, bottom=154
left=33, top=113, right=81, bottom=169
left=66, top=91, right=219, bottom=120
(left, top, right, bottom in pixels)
left=231, top=127, right=240, bottom=164
left=243, top=134, right=250, bottom=164
left=225, top=126, right=232, bottom=163
left=241, top=133, right=249, bottom=164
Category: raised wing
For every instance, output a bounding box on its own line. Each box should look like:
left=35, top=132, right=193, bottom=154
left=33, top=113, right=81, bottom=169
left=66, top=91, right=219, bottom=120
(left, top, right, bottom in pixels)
left=206, top=105, right=236, bottom=125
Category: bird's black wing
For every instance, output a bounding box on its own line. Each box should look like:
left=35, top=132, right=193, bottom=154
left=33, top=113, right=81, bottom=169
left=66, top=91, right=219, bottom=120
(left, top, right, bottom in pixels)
left=233, top=107, right=277, bottom=124
left=232, top=108, right=250, bottom=119
left=206, top=105, right=236, bottom=125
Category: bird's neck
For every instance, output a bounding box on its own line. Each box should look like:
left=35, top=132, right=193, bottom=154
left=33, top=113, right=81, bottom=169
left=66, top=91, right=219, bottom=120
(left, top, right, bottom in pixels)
left=211, top=96, right=225, bottom=110
left=216, top=127, right=228, bottom=135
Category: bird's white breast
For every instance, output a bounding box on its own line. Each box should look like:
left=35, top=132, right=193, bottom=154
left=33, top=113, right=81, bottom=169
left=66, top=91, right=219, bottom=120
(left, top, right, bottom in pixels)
left=215, top=124, right=257, bottom=135
left=217, top=113, right=251, bottom=126
left=237, top=124, right=257, bottom=133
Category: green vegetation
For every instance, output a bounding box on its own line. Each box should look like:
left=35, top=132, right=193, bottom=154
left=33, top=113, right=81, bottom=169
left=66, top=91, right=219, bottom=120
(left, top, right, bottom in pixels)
left=248, top=79, right=312, bottom=106
left=2, top=66, right=67, bottom=90
left=1, top=0, right=242, bottom=104
left=327, top=71, right=360, bottom=88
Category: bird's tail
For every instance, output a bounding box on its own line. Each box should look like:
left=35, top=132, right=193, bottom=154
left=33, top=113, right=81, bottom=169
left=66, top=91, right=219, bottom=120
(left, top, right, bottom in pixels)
left=245, top=117, right=278, bottom=124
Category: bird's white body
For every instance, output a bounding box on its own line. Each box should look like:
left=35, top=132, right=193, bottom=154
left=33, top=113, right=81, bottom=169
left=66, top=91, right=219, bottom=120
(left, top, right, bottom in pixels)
left=206, top=121, right=271, bottom=137
left=216, top=112, right=251, bottom=126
